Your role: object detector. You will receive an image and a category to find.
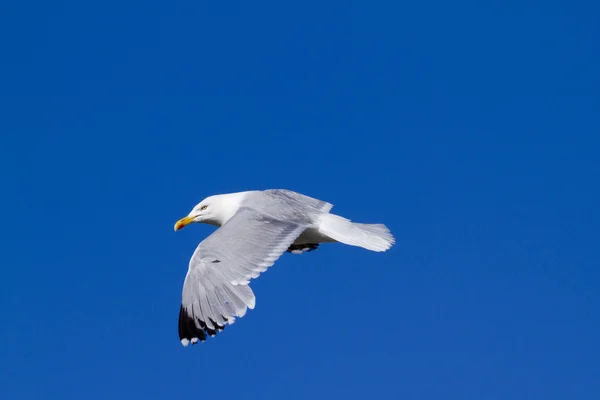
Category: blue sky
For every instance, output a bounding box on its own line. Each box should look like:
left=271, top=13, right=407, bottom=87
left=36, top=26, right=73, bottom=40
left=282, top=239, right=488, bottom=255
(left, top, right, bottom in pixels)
left=1, top=0, right=599, bottom=399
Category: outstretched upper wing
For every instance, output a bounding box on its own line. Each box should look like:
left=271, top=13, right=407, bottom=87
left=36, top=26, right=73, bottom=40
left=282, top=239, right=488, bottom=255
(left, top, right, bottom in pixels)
left=263, top=189, right=333, bottom=213
left=179, top=206, right=311, bottom=345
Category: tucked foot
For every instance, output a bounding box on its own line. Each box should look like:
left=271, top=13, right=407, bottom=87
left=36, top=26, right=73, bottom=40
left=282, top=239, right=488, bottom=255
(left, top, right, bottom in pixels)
left=286, top=243, right=319, bottom=254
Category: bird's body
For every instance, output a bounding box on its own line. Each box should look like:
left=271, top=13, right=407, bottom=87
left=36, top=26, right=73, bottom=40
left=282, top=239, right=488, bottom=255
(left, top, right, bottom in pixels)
left=174, top=189, right=394, bottom=346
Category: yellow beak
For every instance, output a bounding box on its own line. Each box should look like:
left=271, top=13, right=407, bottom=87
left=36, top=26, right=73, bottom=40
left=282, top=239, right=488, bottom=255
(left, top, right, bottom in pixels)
left=174, top=216, right=196, bottom=231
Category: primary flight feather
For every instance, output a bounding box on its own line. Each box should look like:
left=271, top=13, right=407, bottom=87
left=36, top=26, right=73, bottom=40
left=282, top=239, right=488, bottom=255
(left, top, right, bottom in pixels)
left=173, top=189, right=394, bottom=346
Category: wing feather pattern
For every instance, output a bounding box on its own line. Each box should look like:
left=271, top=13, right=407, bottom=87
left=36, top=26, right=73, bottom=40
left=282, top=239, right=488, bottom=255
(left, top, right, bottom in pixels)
left=263, top=189, right=333, bottom=213
left=179, top=205, right=313, bottom=345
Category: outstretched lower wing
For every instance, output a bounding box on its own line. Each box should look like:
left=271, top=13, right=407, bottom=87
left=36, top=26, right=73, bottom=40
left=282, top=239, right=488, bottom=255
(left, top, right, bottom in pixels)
left=179, top=207, right=308, bottom=345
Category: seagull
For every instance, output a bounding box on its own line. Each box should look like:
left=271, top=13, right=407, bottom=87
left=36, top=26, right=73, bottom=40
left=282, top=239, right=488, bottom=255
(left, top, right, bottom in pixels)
left=173, top=189, right=394, bottom=346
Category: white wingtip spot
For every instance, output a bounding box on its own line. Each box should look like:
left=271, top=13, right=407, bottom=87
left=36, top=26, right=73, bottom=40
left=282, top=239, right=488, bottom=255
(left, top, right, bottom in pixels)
left=191, top=337, right=199, bottom=344
left=181, top=339, right=190, bottom=347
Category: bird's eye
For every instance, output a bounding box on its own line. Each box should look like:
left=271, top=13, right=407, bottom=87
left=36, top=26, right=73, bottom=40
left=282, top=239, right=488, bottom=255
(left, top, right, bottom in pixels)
left=200, top=205, right=208, bottom=211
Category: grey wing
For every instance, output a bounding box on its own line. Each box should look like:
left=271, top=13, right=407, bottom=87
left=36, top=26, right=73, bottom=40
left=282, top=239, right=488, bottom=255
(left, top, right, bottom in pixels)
left=262, top=189, right=333, bottom=213
left=179, top=207, right=309, bottom=346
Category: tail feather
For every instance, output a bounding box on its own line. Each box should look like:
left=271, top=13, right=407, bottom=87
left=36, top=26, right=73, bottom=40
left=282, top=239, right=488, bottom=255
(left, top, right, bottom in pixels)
left=318, top=214, right=395, bottom=252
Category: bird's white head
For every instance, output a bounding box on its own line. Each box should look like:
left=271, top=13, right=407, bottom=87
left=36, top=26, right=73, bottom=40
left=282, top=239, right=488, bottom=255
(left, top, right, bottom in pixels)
left=174, top=192, right=250, bottom=231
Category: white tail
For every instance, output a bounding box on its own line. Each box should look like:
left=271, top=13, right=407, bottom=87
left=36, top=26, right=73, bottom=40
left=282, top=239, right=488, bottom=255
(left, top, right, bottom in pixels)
left=318, top=214, right=395, bottom=252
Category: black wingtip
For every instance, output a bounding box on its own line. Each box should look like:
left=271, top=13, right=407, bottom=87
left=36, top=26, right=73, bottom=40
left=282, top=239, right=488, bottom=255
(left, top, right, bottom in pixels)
left=178, top=305, right=206, bottom=346
left=178, top=305, right=228, bottom=346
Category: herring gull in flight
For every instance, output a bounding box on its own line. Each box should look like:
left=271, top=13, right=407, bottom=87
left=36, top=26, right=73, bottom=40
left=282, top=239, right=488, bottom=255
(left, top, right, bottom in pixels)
left=173, top=189, right=394, bottom=346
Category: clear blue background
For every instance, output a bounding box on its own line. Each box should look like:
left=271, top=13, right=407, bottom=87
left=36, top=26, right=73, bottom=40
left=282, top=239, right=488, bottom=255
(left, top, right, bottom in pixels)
left=1, top=1, right=599, bottom=399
